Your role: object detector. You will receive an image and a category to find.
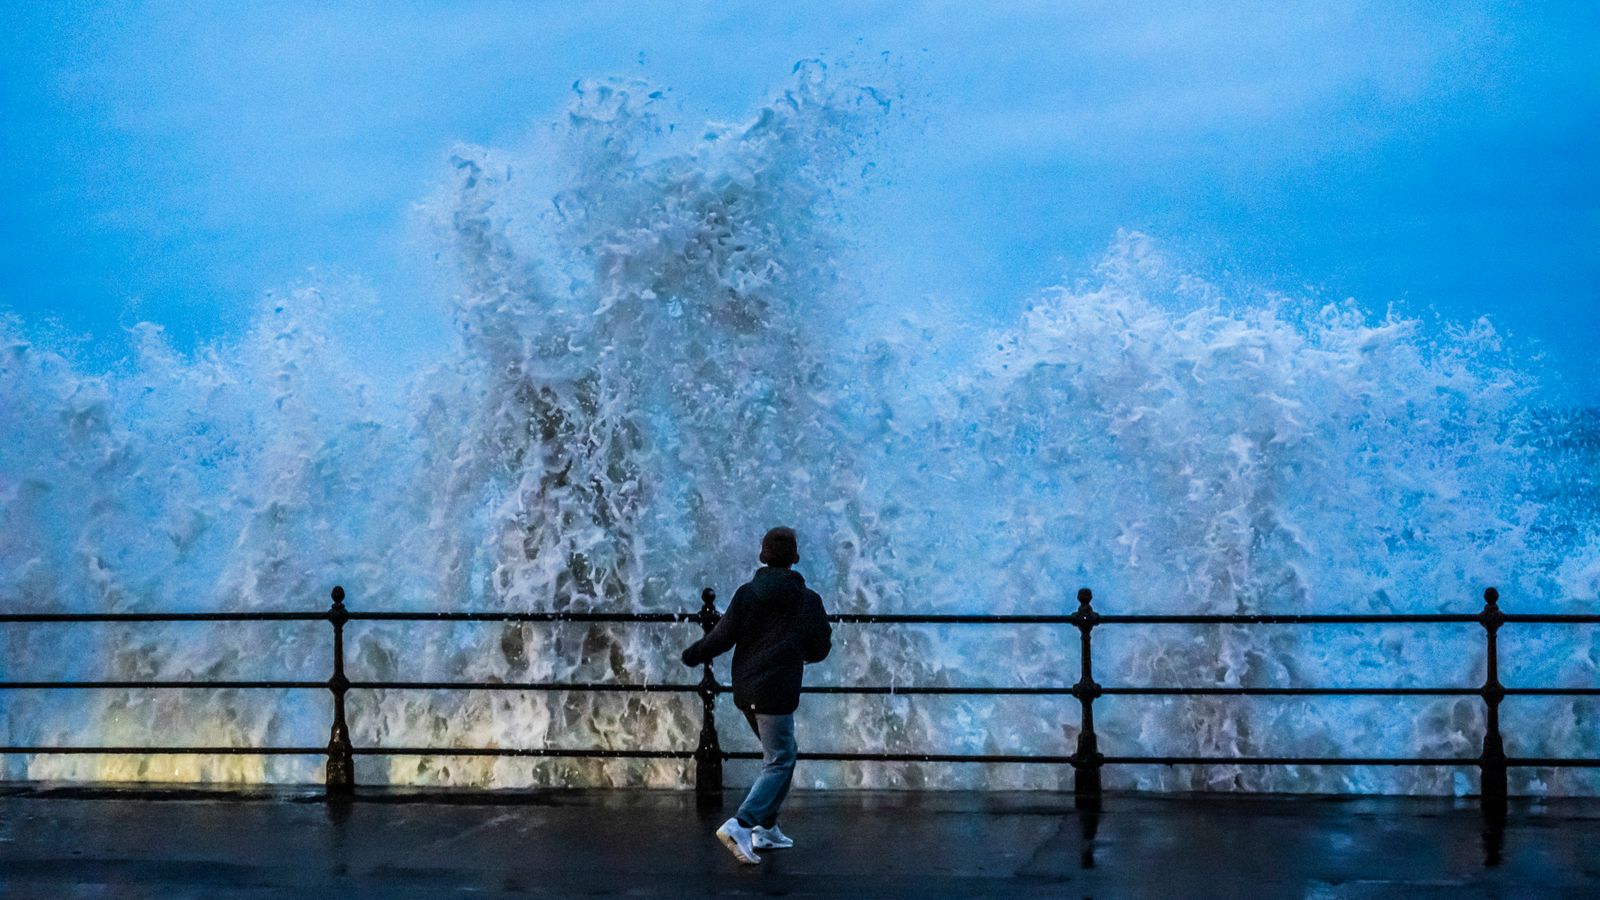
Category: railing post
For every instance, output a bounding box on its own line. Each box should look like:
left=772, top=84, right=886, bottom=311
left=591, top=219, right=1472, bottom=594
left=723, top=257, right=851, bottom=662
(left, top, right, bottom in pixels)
left=1478, top=586, right=1506, bottom=822
left=693, top=587, right=724, bottom=807
left=1071, top=587, right=1103, bottom=810
left=326, top=585, right=355, bottom=797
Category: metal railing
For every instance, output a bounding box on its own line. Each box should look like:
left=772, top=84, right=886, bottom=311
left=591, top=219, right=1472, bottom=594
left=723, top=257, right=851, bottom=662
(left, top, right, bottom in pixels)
left=1, top=585, right=1596, bottom=816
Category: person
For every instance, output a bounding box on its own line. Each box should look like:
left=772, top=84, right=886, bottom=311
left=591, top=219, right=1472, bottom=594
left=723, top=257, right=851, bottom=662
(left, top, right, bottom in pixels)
left=680, top=526, right=832, bottom=865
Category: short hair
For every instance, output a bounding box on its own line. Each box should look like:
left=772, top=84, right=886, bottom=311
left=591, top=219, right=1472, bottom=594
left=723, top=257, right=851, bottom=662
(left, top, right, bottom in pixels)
left=759, top=526, right=800, bottom=567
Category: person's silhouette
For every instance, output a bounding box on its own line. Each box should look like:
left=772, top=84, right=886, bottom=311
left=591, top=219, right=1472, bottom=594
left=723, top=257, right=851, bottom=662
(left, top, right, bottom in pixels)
left=681, top=526, right=831, bottom=864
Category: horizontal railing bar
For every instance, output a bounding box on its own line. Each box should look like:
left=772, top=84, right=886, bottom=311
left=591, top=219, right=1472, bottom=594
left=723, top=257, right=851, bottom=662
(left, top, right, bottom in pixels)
left=1100, top=687, right=1481, bottom=696
left=829, top=614, right=1081, bottom=624
left=353, top=748, right=693, bottom=759
left=4, top=681, right=1577, bottom=697
left=3, top=610, right=1593, bottom=626
left=351, top=683, right=1508, bottom=696
left=350, top=682, right=1084, bottom=695
left=351, top=681, right=702, bottom=693
left=358, top=613, right=1075, bottom=625
left=346, top=612, right=697, bottom=623
left=1094, top=614, right=1480, bottom=625
left=358, top=611, right=1600, bottom=626
left=780, top=752, right=1079, bottom=763
left=803, top=752, right=1077, bottom=763
left=1103, top=756, right=1472, bottom=766
left=0, top=681, right=325, bottom=690
left=0, top=612, right=326, bottom=623
left=0, top=746, right=326, bottom=755
left=1097, top=613, right=1600, bottom=625
left=791, top=683, right=1582, bottom=697
left=1106, top=756, right=1600, bottom=768
left=349, top=749, right=1079, bottom=763
left=802, top=685, right=1073, bottom=695
left=832, top=613, right=1599, bottom=625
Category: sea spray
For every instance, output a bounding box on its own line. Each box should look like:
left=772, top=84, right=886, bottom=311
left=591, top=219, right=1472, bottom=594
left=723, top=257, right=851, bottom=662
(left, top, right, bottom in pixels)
left=906, top=234, right=1595, bottom=793
left=1, top=65, right=1594, bottom=793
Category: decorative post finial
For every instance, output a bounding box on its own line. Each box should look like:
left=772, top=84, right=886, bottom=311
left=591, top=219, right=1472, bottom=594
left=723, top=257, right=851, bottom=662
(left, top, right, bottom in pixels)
left=325, top=584, right=355, bottom=797
left=1071, top=586, right=1103, bottom=810
left=1478, top=585, right=1507, bottom=829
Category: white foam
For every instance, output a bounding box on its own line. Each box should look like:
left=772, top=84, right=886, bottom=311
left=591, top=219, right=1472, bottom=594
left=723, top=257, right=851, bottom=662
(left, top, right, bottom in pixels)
left=0, top=66, right=1594, bottom=793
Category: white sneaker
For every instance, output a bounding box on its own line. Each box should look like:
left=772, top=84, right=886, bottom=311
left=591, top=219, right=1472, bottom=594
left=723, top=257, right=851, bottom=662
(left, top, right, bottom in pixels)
left=752, top=824, right=794, bottom=849
left=715, top=817, right=762, bottom=864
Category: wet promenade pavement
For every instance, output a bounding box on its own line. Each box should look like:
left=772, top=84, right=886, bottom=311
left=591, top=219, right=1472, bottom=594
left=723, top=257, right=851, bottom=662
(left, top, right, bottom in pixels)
left=0, top=784, right=1596, bottom=898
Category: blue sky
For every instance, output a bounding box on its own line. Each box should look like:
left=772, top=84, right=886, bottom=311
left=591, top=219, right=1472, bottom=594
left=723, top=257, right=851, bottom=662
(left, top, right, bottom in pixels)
left=2, top=1, right=1596, bottom=397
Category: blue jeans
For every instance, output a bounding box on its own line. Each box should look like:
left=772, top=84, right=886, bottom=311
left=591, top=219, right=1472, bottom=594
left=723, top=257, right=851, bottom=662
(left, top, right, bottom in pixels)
left=735, top=712, right=796, bottom=829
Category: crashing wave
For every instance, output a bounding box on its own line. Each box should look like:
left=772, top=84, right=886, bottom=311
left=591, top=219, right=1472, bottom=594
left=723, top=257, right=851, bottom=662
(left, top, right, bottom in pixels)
left=1, top=64, right=1594, bottom=794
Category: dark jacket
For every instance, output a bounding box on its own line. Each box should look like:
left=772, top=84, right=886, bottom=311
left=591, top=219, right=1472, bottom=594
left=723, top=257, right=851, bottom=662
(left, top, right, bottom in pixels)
left=680, top=566, right=831, bottom=715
